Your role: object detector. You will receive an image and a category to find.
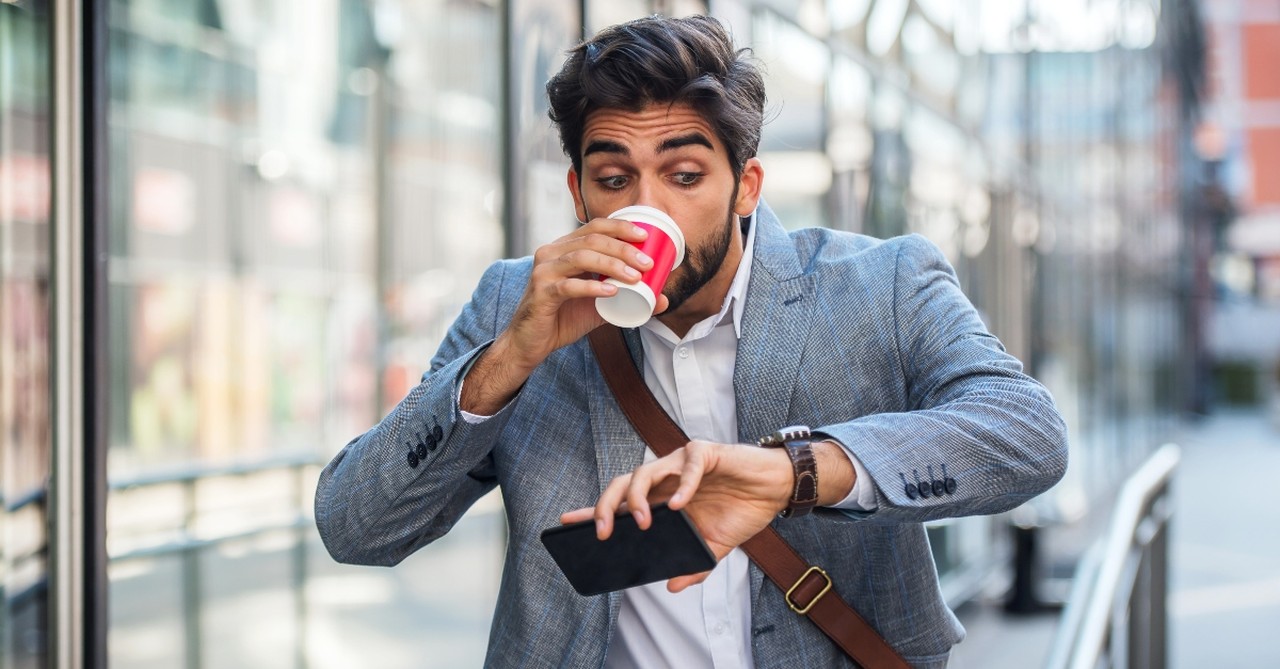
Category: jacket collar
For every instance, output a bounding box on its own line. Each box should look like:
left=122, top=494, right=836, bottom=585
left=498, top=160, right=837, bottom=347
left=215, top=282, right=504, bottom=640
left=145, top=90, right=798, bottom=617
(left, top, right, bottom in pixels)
left=747, top=200, right=807, bottom=284
left=733, top=200, right=815, bottom=443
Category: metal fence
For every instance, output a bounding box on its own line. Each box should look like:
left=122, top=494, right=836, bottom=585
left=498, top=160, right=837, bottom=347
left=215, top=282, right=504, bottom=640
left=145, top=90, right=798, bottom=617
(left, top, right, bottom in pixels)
left=108, top=453, right=321, bottom=669
left=1046, top=443, right=1181, bottom=669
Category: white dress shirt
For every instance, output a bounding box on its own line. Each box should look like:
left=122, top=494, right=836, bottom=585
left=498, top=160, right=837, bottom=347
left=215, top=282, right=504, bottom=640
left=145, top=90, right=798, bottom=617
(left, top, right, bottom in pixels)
left=603, top=219, right=875, bottom=669
left=460, top=218, right=876, bottom=668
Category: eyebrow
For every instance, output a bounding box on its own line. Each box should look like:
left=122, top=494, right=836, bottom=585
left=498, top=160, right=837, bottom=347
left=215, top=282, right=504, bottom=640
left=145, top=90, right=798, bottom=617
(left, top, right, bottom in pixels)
left=657, top=132, right=714, bottom=154
left=582, top=132, right=716, bottom=160
left=584, top=139, right=628, bottom=158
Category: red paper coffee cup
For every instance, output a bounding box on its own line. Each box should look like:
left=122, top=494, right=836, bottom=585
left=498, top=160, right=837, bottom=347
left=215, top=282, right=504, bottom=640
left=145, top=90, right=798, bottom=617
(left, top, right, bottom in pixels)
left=596, top=206, right=685, bottom=328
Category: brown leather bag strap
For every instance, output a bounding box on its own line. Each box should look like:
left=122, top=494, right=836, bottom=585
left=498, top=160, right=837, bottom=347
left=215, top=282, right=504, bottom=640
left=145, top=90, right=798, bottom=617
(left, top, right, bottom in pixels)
left=587, top=326, right=911, bottom=669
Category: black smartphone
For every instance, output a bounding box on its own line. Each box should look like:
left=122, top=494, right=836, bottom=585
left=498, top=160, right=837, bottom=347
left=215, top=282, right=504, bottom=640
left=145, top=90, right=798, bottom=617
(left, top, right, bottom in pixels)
left=540, top=503, right=718, bottom=596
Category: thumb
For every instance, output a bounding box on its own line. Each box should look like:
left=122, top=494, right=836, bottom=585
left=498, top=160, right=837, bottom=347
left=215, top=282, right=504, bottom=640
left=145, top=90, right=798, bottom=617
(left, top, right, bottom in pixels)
left=653, top=293, right=671, bottom=315
left=667, top=569, right=712, bottom=594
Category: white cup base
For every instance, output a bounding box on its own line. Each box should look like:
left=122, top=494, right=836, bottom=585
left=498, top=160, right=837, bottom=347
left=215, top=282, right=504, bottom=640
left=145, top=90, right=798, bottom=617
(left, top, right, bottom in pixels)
left=596, top=281, right=657, bottom=328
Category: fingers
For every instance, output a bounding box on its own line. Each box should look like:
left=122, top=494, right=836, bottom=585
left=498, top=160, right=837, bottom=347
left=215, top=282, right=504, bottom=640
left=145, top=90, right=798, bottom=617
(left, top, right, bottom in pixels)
left=559, top=507, right=594, bottom=525
left=653, top=293, right=671, bottom=315
left=521, top=223, right=658, bottom=329
left=666, top=442, right=709, bottom=510
left=594, top=443, right=714, bottom=537
left=545, top=247, right=644, bottom=286
left=668, top=570, right=713, bottom=593
left=535, top=276, right=618, bottom=302
left=582, top=217, right=652, bottom=245
left=593, top=473, right=634, bottom=540
left=536, top=221, right=655, bottom=282
left=593, top=458, right=677, bottom=538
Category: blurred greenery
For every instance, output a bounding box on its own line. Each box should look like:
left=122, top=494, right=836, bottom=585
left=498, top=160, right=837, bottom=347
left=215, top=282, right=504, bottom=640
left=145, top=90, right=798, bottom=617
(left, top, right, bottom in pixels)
left=1213, top=361, right=1263, bottom=405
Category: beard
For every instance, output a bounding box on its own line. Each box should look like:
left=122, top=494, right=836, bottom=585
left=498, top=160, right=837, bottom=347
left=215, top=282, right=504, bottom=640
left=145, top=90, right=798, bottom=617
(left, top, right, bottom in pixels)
left=662, top=201, right=736, bottom=314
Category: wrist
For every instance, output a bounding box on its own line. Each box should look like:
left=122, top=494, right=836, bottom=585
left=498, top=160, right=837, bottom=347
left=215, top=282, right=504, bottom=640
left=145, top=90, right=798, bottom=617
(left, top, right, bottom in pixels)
left=757, top=426, right=820, bottom=518
left=460, top=336, right=533, bottom=415
left=490, top=331, right=538, bottom=374
left=764, top=447, right=795, bottom=514
left=812, top=440, right=856, bottom=506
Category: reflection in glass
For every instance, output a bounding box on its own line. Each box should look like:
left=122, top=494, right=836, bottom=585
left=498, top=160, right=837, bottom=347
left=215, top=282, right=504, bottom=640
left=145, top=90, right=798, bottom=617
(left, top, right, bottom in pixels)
left=509, top=0, right=580, bottom=252
left=865, top=0, right=908, bottom=56
left=827, top=0, right=871, bottom=33
left=0, top=2, right=53, bottom=665
left=754, top=10, right=832, bottom=229
left=106, top=0, right=506, bottom=666
left=586, top=0, right=650, bottom=35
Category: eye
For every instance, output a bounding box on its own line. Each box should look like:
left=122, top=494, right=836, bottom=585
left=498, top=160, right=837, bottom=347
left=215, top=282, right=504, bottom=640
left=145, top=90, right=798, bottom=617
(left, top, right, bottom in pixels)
left=595, top=175, right=629, bottom=190
left=672, top=172, right=704, bottom=187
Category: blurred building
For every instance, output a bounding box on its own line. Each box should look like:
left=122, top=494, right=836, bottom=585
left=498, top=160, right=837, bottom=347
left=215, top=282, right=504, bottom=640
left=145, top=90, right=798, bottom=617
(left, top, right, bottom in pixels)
left=1204, top=0, right=1280, bottom=292
left=1197, top=0, right=1280, bottom=402
left=0, top=0, right=1207, bottom=667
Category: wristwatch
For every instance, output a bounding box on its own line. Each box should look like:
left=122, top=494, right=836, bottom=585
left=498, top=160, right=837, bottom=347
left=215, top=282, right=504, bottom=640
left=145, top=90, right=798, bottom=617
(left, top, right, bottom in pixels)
left=757, top=425, right=820, bottom=518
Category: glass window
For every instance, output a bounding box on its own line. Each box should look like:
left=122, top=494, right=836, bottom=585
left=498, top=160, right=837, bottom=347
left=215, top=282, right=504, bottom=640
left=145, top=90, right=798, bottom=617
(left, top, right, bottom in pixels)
left=106, top=0, right=507, bottom=666
left=0, top=1, right=53, bottom=665
left=865, top=83, right=910, bottom=239
left=753, top=10, right=832, bottom=229
left=826, top=56, right=874, bottom=233
left=506, top=0, right=581, bottom=254
left=586, top=0, right=649, bottom=34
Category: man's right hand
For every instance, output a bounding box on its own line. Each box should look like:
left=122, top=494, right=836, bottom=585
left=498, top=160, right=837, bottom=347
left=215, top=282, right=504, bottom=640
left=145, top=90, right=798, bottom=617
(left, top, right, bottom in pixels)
left=459, top=217, right=667, bottom=415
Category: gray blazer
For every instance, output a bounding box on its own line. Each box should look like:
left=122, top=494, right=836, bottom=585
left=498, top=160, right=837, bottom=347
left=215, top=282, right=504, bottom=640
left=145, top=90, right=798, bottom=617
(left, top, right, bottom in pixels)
left=315, top=201, right=1069, bottom=668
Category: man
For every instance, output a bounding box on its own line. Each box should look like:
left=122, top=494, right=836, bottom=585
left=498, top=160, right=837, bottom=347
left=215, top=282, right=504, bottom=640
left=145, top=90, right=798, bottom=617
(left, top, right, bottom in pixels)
left=316, top=14, right=1067, bottom=669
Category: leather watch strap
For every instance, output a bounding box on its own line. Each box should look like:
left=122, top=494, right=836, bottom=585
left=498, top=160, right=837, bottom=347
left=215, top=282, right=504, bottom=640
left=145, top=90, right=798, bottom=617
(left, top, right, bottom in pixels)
left=588, top=325, right=911, bottom=669
left=758, top=427, right=820, bottom=518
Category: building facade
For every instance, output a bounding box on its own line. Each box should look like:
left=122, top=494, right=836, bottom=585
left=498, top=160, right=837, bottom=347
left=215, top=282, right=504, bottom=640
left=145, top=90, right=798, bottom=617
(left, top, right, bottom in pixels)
left=0, top=0, right=1204, bottom=666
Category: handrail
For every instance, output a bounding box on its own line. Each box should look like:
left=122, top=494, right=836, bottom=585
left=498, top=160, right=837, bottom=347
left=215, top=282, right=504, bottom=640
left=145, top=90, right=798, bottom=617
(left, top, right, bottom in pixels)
left=108, top=450, right=324, bottom=490
left=106, top=453, right=323, bottom=563
left=105, top=453, right=324, bottom=669
left=1046, top=443, right=1180, bottom=669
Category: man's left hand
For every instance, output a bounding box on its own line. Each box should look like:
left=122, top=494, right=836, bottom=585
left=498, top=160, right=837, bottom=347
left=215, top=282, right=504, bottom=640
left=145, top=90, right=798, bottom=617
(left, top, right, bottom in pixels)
left=560, top=440, right=852, bottom=593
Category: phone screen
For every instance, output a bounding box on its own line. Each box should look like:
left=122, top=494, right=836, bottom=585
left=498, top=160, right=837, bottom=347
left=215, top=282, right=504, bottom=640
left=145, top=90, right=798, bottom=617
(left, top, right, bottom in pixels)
left=540, top=503, right=718, bottom=596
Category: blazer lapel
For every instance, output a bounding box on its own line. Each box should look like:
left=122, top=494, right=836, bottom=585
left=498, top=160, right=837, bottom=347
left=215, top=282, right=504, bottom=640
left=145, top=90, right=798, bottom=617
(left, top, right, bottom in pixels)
left=734, top=203, right=815, bottom=452
left=734, top=203, right=816, bottom=606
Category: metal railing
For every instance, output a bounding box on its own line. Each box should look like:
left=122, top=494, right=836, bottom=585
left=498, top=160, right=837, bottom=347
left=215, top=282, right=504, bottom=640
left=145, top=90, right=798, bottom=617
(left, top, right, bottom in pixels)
left=108, top=452, right=323, bottom=669
left=1046, top=443, right=1181, bottom=669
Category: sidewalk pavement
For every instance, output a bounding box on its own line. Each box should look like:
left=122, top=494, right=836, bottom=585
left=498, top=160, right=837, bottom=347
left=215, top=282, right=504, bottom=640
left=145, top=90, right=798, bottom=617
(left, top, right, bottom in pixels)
left=1169, top=408, right=1280, bottom=668
left=949, top=407, right=1280, bottom=668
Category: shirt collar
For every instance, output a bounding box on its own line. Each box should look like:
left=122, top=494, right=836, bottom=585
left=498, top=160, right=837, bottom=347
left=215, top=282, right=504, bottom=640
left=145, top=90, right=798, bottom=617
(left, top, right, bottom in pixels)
left=725, top=213, right=756, bottom=338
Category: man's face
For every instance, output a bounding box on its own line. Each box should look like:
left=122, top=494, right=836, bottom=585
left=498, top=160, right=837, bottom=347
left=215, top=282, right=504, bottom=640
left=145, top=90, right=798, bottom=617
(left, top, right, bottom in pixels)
left=568, top=103, right=762, bottom=320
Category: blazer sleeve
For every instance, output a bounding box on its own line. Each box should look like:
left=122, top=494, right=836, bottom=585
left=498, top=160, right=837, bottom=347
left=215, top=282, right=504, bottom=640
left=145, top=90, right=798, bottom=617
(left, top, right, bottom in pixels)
left=818, top=235, right=1068, bottom=524
left=314, top=260, right=519, bottom=565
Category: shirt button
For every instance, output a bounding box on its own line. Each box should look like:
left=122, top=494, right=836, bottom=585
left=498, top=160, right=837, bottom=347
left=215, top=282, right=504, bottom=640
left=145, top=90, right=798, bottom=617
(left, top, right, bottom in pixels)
left=713, top=623, right=726, bottom=635
left=677, top=347, right=690, bottom=359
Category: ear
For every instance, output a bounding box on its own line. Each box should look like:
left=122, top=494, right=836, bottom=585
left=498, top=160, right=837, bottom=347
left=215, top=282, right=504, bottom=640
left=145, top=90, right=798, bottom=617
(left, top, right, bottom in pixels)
left=733, top=157, right=764, bottom=217
left=567, top=167, right=588, bottom=223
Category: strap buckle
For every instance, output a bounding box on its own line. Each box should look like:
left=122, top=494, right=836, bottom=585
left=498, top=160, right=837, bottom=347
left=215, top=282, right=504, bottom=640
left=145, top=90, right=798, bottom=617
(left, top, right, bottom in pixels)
left=785, top=566, right=832, bottom=615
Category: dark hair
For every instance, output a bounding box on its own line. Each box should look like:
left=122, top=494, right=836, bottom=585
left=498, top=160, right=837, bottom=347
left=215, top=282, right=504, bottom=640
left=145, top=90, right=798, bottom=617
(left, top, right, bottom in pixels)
left=546, top=15, right=766, bottom=177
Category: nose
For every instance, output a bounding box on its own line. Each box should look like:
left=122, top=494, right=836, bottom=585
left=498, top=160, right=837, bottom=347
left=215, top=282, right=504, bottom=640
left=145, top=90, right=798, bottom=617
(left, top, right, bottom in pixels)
left=632, top=178, right=671, bottom=214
